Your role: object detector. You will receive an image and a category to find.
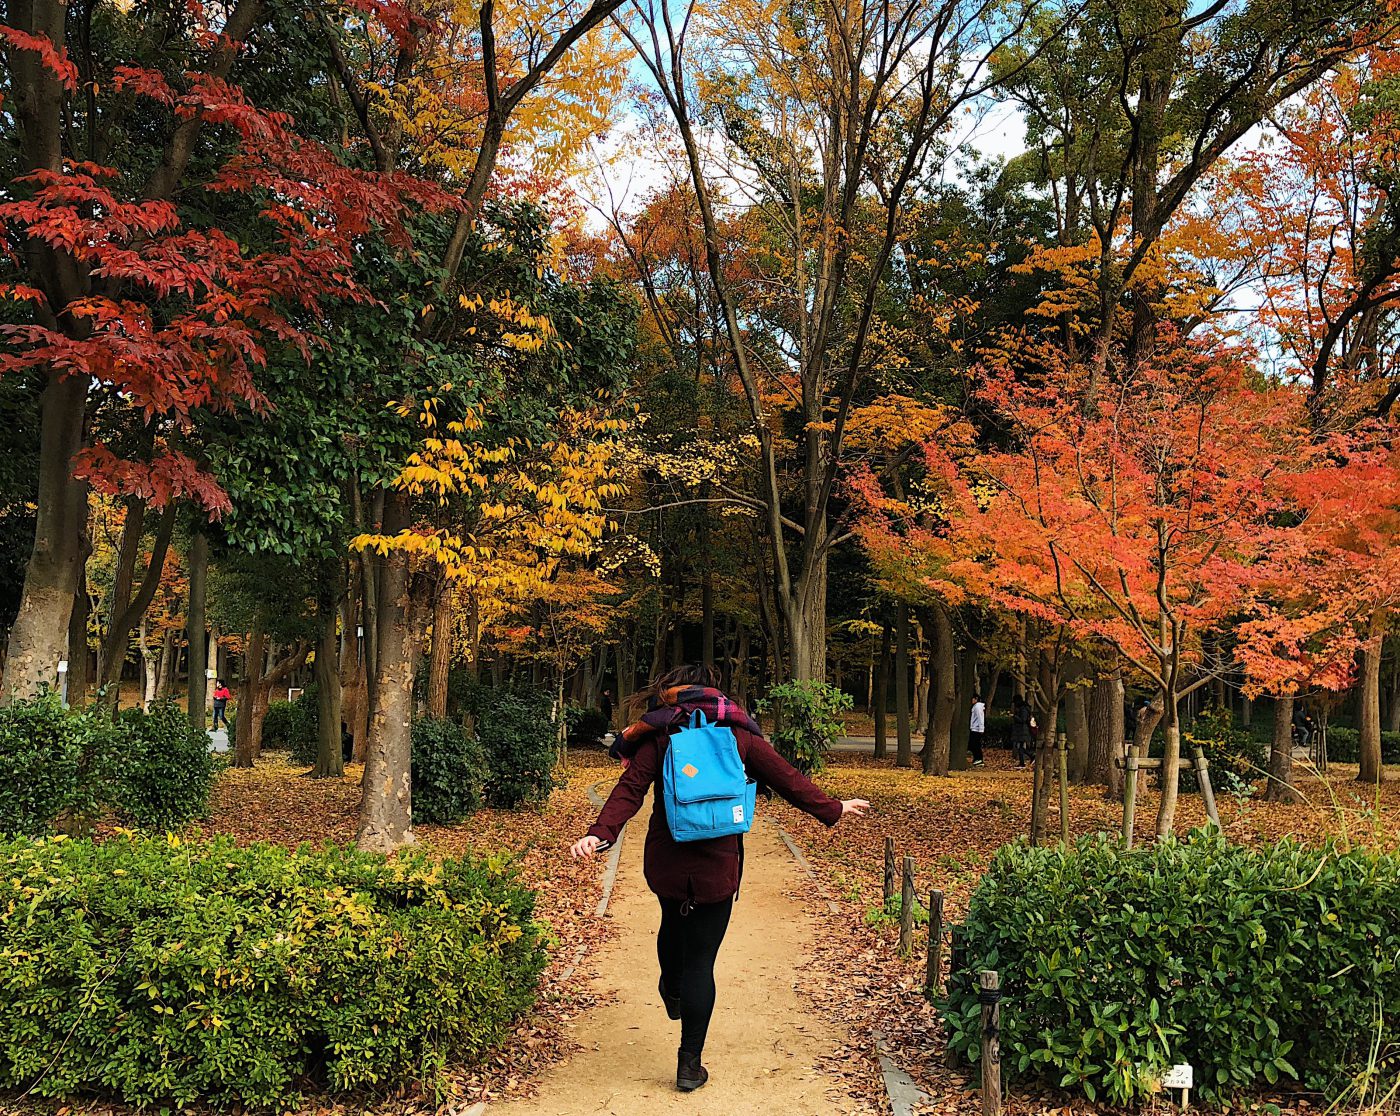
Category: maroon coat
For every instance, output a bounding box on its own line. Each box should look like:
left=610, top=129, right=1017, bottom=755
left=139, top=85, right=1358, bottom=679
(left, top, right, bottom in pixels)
left=586, top=722, right=843, bottom=904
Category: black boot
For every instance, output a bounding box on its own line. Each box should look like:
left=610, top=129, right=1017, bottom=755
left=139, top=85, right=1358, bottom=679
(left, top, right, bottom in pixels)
left=676, top=1049, right=708, bottom=1092
left=659, top=975, right=681, bottom=1020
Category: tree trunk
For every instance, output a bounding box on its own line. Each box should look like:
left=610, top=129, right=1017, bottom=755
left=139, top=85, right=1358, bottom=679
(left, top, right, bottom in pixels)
left=99, top=503, right=177, bottom=709
left=873, top=619, right=890, bottom=760
left=67, top=564, right=91, bottom=706
left=139, top=619, right=157, bottom=711
left=426, top=575, right=452, bottom=719
left=784, top=557, right=828, bottom=682
left=1088, top=668, right=1124, bottom=791
left=185, top=530, right=209, bottom=729
left=894, top=605, right=912, bottom=767
left=701, top=569, right=715, bottom=668
left=912, top=628, right=927, bottom=733
left=314, top=596, right=345, bottom=778
left=1066, top=685, right=1090, bottom=783
left=155, top=628, right=177, bottom=699
left=1264, top=693, right=1301, bottom=803
left=233, top=626, right=267, bottom=768
left=950, top=650, right=975, bottom=770
left=1387, top=649, right=1400, bottom=734
left=2, top=376, right=89, bottom=703
left=920, top=605, right=954, bottom=776
left=1359, top=608, right=1387, bottom=785
left=356, top=507, right=420, bottom=852
left=1155, top=696, right=1183, bottom=838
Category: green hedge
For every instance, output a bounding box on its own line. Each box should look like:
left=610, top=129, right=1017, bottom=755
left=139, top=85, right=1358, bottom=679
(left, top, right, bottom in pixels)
left=476, top=689, right=558, bottom=809
left=412, top=716, right=487, bottom=824
left=1320, top=724, right=1400, bottom=764
left=114, top=699, right=215, bottom=829
left=0, top=693, right=108, bottom=834
left=945, top=832, right=1400, bottom=1107
left=0, top=833, right=547, bottom=1110
left=0, top=695, right=213, bottom=835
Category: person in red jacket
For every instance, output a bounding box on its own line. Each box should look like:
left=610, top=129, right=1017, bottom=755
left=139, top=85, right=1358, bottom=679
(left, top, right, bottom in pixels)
left=570, top=665, right=869, bottom=1093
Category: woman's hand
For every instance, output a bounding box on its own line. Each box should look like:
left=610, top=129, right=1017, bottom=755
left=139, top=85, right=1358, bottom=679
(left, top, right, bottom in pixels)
left=570, top=835, right=603, bottom=859
left=841, top=798, right=870, bottom=818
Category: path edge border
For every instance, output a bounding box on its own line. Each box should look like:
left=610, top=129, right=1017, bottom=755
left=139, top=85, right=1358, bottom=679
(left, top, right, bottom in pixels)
left=775, top=823, right=931, bottom=1116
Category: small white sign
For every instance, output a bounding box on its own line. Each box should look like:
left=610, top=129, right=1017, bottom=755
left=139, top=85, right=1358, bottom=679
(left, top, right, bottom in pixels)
left=57, top=660, right=69, bottom=673
left=206, top=668, right=216, bottom=679
left=732, top=804, right=745, bottom=824
left=1161, top=1063, right=1194, bottom=1090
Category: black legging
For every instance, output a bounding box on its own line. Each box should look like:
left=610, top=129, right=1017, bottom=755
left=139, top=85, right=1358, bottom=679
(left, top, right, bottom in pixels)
left=656, top=896, right=733, bottom=1055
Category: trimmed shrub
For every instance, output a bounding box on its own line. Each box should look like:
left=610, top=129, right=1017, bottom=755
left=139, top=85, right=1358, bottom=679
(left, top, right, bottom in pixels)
left=270, top=685, right=321, bottom=765
left=1180, top=706, right=1267, bottom=794
left=945, top=831, right=1400, bottom=1107
left=757, top=679, right=852, bottom=775
left=0, top=833, right=548, bottom=1110
left=477, top=689, right=558, bottom=809
left=1321, top=724, right=1400, bottom=764
left=0, top=693, right=105, bottom=834
left=114, top=699, right=215, bottom=829
left=565, top=704, right=611, bottom=746
left=412, top=716, right=487, bottom=824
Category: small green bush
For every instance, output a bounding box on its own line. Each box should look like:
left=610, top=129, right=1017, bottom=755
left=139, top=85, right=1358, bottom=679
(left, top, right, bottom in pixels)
left=0, top=833, right=548, bottom=1110
left=1322, top=724, right=1400, bottom=764
left=412, top=716, right=487, bottom=824
left=0, top=693, right=105, bottom=834
left=1180, top=706, right=1267, bottom=794
left=477, top=688, right=558, bottom=809
left=757, top=679, right=852, bottom=775
left=114, top=699, right=215, bottom=829
left=945, top=831, right=1400, bottom=1107
left=260, top=700, right=303, bottom=752
left=565, top=704, right=611, bottom=745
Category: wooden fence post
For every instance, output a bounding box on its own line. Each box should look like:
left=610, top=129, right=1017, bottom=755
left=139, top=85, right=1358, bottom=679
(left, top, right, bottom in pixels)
left=898, top=856, right=916, bottom=956
left=1122, top=743, right=1140, bottom=850
left=1191, top=744, right=1221, bottom=828
left=925, top=889, right=944, bottom=996
left=883, top=836, right=896, bottom=903
left=979, top=969, right=1002, bottom=1116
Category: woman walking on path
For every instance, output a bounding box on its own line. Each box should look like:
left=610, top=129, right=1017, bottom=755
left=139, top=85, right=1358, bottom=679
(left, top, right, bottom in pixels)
left=570, top=665, right=869, bottom=1094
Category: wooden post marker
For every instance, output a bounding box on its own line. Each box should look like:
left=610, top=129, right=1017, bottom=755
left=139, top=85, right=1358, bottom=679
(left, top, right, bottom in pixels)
left=883, top=835, right=896, bottom=903
left=979, top=969, right=1002, bottom=1116
left=898, top=856, right=916, bottom=956
left=925, top=889, right=944, bottom=996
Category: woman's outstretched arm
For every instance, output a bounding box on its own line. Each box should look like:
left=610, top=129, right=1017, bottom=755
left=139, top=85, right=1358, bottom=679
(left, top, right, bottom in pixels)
left=571, top=736, right=659, bottom=858
left=739, top=729, right=868, bottom=825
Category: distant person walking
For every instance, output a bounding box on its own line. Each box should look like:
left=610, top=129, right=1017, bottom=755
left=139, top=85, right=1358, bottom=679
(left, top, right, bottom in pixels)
left=1010, top=695, right=1034, bottom=768
left=571, top=664, right=869, bottom=1094
left=211, top=679, right=231, bottom=730
left=968, top=696, right=986, bottom=766
left=600, top=687, right=614, bottom=727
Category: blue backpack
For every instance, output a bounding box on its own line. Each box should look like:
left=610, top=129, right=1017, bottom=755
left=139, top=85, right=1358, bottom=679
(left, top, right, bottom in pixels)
left=661, top=710, right=757, bottom=843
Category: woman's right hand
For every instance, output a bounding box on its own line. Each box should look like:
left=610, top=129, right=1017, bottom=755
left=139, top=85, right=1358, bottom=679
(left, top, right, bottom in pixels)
left=571, top=835, right=603, bottom=859
left=840, top=798, right=870, bottom=818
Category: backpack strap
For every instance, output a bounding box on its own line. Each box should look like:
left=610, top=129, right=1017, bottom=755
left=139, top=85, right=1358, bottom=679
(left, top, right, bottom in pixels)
left=688, top=709, right=708, bottom=729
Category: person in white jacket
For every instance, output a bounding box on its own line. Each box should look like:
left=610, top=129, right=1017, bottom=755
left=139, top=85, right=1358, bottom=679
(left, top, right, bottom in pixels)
left=969, top=697, right=986, bottom=767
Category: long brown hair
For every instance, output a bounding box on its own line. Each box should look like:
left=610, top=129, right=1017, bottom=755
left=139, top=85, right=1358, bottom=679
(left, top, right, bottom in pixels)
left=626, top=663, right=721, bottom=719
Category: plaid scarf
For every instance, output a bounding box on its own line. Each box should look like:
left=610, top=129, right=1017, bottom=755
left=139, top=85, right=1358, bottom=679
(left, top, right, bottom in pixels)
left=609, top=685, right=762, bottom=761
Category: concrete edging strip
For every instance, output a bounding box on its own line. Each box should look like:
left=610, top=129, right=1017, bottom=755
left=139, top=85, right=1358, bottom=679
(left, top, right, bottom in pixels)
left=557, top=780, right=626, bottom=983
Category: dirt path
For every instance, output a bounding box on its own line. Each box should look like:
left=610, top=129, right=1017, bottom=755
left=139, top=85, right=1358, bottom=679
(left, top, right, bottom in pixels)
left=491, top=798, right=861, bottom=1116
